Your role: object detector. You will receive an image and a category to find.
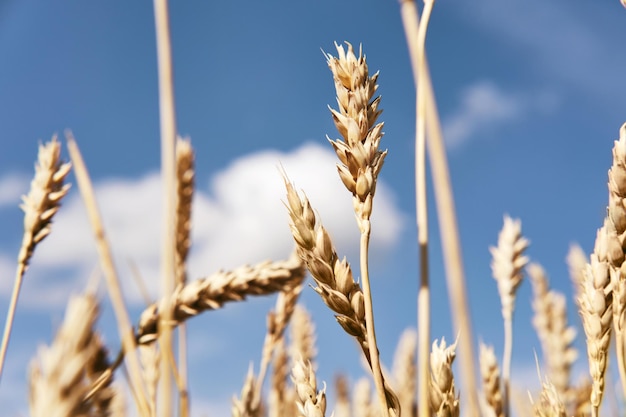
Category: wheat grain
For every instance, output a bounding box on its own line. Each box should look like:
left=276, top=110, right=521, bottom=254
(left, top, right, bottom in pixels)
left=479, top=342, right=504, bottom=417
left=527, top=263, right=577, bottom=403
left=136, top=254, right=305, bottom=344
left=292, top=358, right=327, bottom=417
left=429, top=337, right=459, bottom=417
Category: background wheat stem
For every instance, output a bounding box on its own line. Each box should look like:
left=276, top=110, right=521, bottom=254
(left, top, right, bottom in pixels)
left=415, top=1, right=435, bottom=416
left=66, top=134, right=149, bottom=416
left=503, top=316, right=512, bottom=417
left=399, top=1, right=479, bottom=415
left=153, top=0, right=178, bottom=414
left=360, top=222, right=391, bottom=417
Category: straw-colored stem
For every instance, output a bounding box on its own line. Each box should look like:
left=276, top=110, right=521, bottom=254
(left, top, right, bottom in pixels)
left=359, top=221, right=389, bottom=417
left=153, top=0, right=178, bottom=414
left=399, top=1, right=479, bottom=415
left=0, top=264, right=26, bottom=382
left=178, top=324, right=189, bottom=417
left=65, top=135, right=149, bottom=416
left=414, top=2, right=434, bottom=416
left=503, top=316, right=512, bottom=417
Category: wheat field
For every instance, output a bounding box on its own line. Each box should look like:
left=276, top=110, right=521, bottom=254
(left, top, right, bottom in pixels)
left=1, top=1, right=626, bottom=417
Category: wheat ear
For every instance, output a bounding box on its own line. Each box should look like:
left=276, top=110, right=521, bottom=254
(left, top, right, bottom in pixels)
left=392, top=328, right=417, bottom=417
left=429, top=337, right=460, bottom=417
left=289, top=304, right=318, bottom=368
left=324, top=41, right=397, bottom=417
left=334, top=374, right=351, bottom=417
left=29, top=294, right=102, bottom=417
left=232, top=364, right=261, bottom=417
left=479, top=342, right=504, bottom=417
left=292, top=358, right=327, bottom=417
left=136, top=254, right=305, bottom=344
left=567, top=243, right=587, bottom=305
left=490, top=215, right=529, bottom=417
left=283, top=177, right=399, bottom=414
left=530, top=378, right=566, bottom=417
left=527, top=263, right=577, bottom=405
left=269, top=338, right=295, bottom=417
left=0, top=136, right=71, bottom=381
left=353, top=377, right=374, bottom=417
left=579, top=225, right=613, bottom=416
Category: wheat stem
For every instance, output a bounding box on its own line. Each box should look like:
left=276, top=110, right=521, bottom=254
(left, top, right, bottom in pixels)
left=66, top=133, right=149, bottom=416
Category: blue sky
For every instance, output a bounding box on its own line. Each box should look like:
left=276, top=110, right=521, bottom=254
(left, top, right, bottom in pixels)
left=1, top=0, right=626, bottom=415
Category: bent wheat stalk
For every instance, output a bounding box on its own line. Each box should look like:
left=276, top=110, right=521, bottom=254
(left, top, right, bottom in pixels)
left=0, top=136, right=71, bottom=382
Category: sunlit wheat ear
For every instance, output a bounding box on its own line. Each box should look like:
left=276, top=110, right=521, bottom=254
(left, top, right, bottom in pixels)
left=570, top=379, right=592, bottom=417
left=325, top=41, right=385, bottom=224
left=479, top=342, right=504, bottom=417
left=579, top=226, right=613, bottom=415
left=490, top=215, right=529, bottom=323
left=174, top=136, right=195, bottom=286
left=269, top=339, right=294, bottom=417
left=232, top=364, right=261, bottom=417
left=136, top=254, right=305, bottom=344
left=567, top=243, right=587, bottom=306
left=292, top=358, right=327, bottom=417
left=530, top=378, right=566, bottom=417
left=527, top=263, right=577, bottom=403
left=29, top=294, right=100, bottom=417
left=392, top=328, right=417, bottom=417
left=429, top=337, right=460, bottom=417
left=0, top=136, right=72, bottom=378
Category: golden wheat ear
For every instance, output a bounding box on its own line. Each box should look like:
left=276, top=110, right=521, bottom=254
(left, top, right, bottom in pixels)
left=0, top=136, right=71, bottom=381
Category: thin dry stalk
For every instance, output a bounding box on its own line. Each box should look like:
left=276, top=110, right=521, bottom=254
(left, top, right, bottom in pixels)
left=29, top=294, right=101, bottom=417
left=334, top=374, right=351, bottom=417
left=324, top=41, right=394, bottom=417
left=136, top=254, right=305, bottom=344
left=578, top=226, right=613, bottom=416
left=392, top=328, right=417, bottom=417
left=479, top=342, right=504, bottom=417
left=153, top=0, right=178, bottom=413
left=429, top=337, right=459, bottom=417
left=398, top=2, right=479, bottom=414
left=66, top=133, right=149, bottom=415
left=527, top=263, right=577, bottom=404
left=174, top=135, right=194, bottom=417
left=283, top=177, right=399, bottom=414
left=490, top=215, right=529, bottom=417
left=139, top=344, right=160, bottom=417
left=0, top=136, right=71, bottom=381
left=292, top=359, right=327, bottom=417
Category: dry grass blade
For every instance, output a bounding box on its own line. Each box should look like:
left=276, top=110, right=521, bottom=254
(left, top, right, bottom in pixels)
left=490, top=215, right=529, bottom=417
left=29, top=294, right=103, bottom=417
left=136, top=254, right=305, bottom=344
left=429, top=337, right=460, bottom=417
left=527, top=263, right=577, bottom=404
left=292, top=359, right=327, bottom=417
left=479, top=342, right=504, bottom=417
left=0, top=136, right=71, bottom=381
left=392, top=328, right=417, bottom=417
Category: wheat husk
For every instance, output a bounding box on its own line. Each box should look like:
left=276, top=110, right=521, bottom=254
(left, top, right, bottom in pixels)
left=292, top=359, right=327, bottom=417
left=429, top=337, right=459, bottom=417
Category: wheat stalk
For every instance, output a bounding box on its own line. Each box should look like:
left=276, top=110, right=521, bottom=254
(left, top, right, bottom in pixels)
left=429, top=337, right=460, bottom=417
left=292, top=358, right=327, bottom=417
left=527, top=263, right=577, bottom=404
left=0, top=136, right=71, bottom=381
left=136, top=254, right=305, bottom=344
left=490, top=215, right=529, bottom=417
left=479, top=342, right=504, bottom=417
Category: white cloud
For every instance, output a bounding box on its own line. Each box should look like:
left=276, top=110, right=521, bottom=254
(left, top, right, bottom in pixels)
left=0, top=173, right=28, bottom=208
left=443, top=81, right=558, bottom=149
left=0, top=142, right=406, bottom=308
